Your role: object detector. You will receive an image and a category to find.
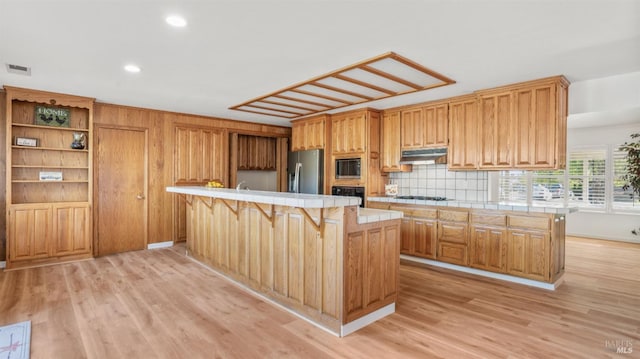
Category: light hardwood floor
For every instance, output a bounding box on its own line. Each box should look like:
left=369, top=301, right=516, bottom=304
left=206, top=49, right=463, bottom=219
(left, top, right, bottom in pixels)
left=1, top=236, right=638, bottom=358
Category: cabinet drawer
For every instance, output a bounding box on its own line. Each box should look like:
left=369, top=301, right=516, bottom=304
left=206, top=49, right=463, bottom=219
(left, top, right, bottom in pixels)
left=437, top=242, right=468, bottom=266
left=438, top=209, right=468, bottom=222
left=508, top=215, right=550, bottom=230
left=412, top=208, right=438, bottom=219
left=471, top=213, right=506, bottom=226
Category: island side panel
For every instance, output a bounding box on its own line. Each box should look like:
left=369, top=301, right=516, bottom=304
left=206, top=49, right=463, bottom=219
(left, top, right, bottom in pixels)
left=185, top=197, right=344, bottom=334
left=343, top=206, right=401, bottom=324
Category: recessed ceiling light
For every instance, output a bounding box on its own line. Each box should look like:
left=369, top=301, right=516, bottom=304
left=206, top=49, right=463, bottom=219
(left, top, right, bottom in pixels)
left=166, top=15, right=187, bottom=27
left=124, top=64, right=141, bottom=73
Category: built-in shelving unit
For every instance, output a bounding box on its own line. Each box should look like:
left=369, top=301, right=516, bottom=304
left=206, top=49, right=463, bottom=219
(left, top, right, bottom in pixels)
left=5, top=86, right=94, bottom=269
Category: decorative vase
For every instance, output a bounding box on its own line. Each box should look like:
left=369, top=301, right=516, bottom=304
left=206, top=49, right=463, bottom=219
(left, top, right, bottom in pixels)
left=71, top=132, right=86, bottom=150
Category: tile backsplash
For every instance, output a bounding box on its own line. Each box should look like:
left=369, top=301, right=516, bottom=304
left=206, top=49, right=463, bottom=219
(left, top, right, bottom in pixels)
left=388, top=164, right=488, bottom=201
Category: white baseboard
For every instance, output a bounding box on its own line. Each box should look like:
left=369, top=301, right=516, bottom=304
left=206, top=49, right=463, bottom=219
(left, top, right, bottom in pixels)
left=341, top=303, right=395, bottom=337
left=566, top=231, right=640, bottom=244
left=400, top=255, right=561, bottom=291
left=147, top=241, right=174, bottom=250
left=0, top=261, right=5, bottom=269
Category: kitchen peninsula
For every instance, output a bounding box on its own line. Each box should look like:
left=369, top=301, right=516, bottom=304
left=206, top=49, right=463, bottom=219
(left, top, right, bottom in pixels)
left=368, top=196, right=577, bottom=290
left=166, top=186, right=402, bottom=336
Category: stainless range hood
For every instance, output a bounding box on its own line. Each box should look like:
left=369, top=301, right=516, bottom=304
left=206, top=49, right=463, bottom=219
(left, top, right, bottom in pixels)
left=399, top=148, right=447, bottom=165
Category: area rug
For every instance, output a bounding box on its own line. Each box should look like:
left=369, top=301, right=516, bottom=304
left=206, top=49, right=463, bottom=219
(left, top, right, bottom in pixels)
left=0, top=321, right=31, bottom=359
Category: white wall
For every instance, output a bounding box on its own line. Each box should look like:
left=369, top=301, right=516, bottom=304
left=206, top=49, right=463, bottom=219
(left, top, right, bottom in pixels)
left=236, top=170, right=278, bottom=191
left=565, top=123, right=640, bottom=243
left=563, top=72, right=640, bottom=243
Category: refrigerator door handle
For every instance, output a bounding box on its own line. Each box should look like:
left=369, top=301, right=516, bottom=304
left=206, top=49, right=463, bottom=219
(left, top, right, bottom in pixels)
left=294, top=162, right=302, bottom=193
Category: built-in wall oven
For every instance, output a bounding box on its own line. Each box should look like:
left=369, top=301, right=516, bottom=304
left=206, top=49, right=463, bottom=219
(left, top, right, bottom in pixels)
left=335, top=157, right=361, bottom=179
left=331, top=186, right=365, bottom=208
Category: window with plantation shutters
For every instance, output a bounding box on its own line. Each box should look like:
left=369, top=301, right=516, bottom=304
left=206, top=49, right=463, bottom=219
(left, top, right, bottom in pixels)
left=613, top=146, right=640, bottom=210
left=497, top=145, right=640, bottom=213
left=567, top=149, right=606, bottom=209
left=498, top=170, right=528, bottom=203
left=532, top=169, right=565, bottom=206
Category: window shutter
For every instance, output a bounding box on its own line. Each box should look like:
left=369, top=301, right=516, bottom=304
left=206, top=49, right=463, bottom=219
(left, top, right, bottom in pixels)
left=567, top=149, right=606, bottom=209
left=613, top=147, right=639, bottom=209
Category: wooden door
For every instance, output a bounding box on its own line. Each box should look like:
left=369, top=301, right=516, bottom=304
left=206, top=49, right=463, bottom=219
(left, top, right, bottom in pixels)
left=478, top=91, right=513, bottom=169
left=8, top=205, right=51, bottom=261
left=413, top=218, right=437, bottom=259
left=423, top=103, right=448, bottom=147
left=52, top=204, right=91, bottom=256
left=448, top=97, right=478, bottom=170
left=514, top=83, right=557, bottom=168
left=399, top=218, right=413, bottom=254
left=401, top=108, right=424, bottom=149
left=506, top=229, right=549, bottom=281
left=381, top=111, right=410, bottom=172
left=95, top=126, right=148, bottom=256
left=470, top=225, right=507, bottom=273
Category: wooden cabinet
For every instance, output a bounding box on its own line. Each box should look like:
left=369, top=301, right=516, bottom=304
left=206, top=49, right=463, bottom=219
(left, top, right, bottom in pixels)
left=291, top=115, right=325, bottom=151
left=331, top=111, right=366, bottom=154
left=52, top=203, right=91, bottom=256
left=448, top=96, right=478, bottom=170
left=478, top=90, right=513, bottom=169
left=474, top=76, right=568, bottom=170
left=437, top=209, right=469, bottom=266
left=513, top=79, right=568, bottom=169
left=368, top=202, right=565, bottom=283
left=506, top=214, right=551, bottom=281
left=237, top=135, right=276, bottom=170
left=5, top=86, right=94, bottom=269
left=401, top=102, right=448, bottom=150
left=175, top=126, right=228, bottom=184
left=381, top=111, right=411, bottom=173
left=174, top=125, right=228, bottom=242
left=8, top=205, right=51, bottom=261
left=394, top=206, right=437, bottom=259
left=469, top=212, right=507, bottom=273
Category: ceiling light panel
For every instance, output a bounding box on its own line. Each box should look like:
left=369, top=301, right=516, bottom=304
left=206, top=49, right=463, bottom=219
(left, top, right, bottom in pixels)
left=166, top=15, right=187, bottom=27
left=230, top=52, right=455, bottom=119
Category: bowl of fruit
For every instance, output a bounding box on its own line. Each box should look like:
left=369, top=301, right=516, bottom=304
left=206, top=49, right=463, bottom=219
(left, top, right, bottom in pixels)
left=205, top=180, right=224, bottom=188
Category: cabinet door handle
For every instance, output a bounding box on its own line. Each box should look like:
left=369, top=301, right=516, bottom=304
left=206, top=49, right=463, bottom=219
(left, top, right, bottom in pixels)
left=136, top=194, right=146, bottom=200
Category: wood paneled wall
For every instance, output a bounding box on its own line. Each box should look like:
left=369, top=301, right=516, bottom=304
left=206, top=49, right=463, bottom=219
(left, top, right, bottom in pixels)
left=93, top=103, right=290, bottom=245
left=0, top=90, right=5, bottom=261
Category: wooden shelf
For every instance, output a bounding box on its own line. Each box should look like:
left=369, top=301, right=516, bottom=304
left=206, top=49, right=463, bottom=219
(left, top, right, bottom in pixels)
left=12, top=123, right=89, bottom=132
left=12, top=180, right=89, bottom=183
left=12, top=165, right=89, bottom=169
left=12, top=145, right=89, bottom=152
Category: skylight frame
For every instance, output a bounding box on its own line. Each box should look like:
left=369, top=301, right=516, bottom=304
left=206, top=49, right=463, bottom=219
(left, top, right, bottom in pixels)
left=230, top=52, right=455, bottom=119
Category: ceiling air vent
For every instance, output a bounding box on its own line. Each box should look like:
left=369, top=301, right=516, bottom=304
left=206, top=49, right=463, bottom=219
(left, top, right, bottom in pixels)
left=6, top=63, right=31, bottom=76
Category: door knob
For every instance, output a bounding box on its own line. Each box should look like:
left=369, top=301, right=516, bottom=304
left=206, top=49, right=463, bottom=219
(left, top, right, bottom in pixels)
left=136, top=194, right=146, bottom=200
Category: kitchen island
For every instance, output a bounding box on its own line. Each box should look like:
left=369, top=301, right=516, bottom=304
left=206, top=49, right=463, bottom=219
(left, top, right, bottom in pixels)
left=166, top=187, right=402, bottom=336
left=368, top=196, right=578, bottom=290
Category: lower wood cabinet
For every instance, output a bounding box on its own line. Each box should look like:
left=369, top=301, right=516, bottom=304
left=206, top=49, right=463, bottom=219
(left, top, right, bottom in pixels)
left=506, top=229, right=550, bottom=281
left=469, top=225, right=507, bottom=273
left=436, top=209, right=469, bottom=266
left=367, top=202, right=565, bottom=283
left=393, top=206, right=437, bottom=259
left=7, top=202, right=92, bottom=269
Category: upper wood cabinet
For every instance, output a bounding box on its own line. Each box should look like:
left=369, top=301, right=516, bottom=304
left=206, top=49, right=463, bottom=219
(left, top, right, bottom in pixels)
left=448, top=96, right=478, bottom=170
left=331, top=111, right=366, bottom=154
left=237, top=135, right=276, bottom=171
left=381, top=110, right=411, bottom=173
left=478, top=90, right=514, bottom=169
left=513, top=78, right=568, bottom=169
left=174, top=125, right=228, bottom=184
left=400, top=102, right=448, bottom=150
left=291, top=115, right=326, bottom=151
left=475, top=76, right=568, bottom=170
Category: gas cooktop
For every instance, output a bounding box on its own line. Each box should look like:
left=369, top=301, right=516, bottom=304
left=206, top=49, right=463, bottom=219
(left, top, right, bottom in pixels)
left=395, top=195, right=449, bottom=201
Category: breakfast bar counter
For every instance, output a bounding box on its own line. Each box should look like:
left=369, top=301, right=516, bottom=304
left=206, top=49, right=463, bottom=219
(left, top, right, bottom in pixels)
left=166, top=186, right=402, bottom=336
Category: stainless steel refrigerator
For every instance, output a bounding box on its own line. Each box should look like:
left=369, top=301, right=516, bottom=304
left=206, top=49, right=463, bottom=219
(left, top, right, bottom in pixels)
left=287, top=149, right=324, bottom=194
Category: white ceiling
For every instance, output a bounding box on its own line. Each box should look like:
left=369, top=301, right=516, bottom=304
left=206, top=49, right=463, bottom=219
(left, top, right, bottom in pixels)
left=1, top=0, right=639, bottom=128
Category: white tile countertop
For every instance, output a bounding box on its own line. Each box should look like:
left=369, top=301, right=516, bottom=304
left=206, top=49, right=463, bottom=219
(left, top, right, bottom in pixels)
left=368, top=196, right=579, bottom=214
left=357, top=208, right=404, bottom=224
left=167, top=186, right=361, bottom=208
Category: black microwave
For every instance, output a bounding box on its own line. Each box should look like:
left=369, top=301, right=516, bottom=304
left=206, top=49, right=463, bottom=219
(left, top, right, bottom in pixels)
left=335, top=158, right=361, bottom=179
